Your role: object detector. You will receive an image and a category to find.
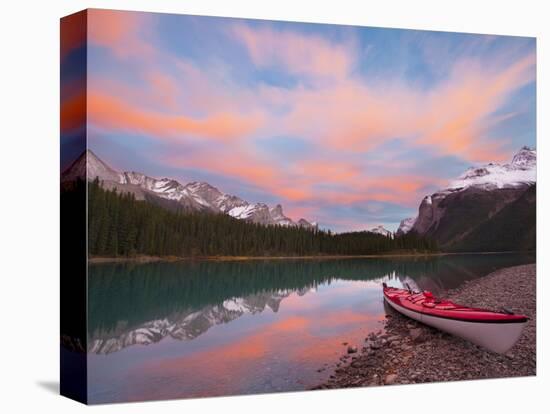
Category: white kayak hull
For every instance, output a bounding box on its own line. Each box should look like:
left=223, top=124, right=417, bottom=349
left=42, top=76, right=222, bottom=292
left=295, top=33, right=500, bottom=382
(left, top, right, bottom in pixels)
left=384, top=296, right=527, bottom=354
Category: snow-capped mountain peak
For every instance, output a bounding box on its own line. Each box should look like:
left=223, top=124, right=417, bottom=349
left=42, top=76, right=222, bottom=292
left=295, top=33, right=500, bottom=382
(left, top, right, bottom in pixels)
left=402, top=146, right=537, bottom=243
left=298, top=218, right=316, bottom=228
left=449, top=147, right=536, bottom=191
left=511, top=146, right=536, bottom=169
left=396, top=217, right=417, bottom=235
left=368, top=225, right=393, bottom=237
left=62, top=150, right=317, bottom=228
left=62, top=149, right=123, bottom=183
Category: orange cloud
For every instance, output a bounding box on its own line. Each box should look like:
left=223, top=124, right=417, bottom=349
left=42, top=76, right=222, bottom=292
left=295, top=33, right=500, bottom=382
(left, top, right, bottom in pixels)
left=88, top=91, right=262, bottom=141
left=61, top=89, right=86, bottom=133
left=88, top=9, right=154, bottom=59
left=167, top=150, right=314, bottom=207
left=283, top=206, right=320, bottom=222
left=166, top=144, right=441, bottom=213
left=277, top=187, right=313, bottom=202
left=243, top=42, right=534, bottom=164
left=304, top=174, right=443, bottom=207
left=296, top=161, right=361, bottom=184
left=418, top=53, right=536, bottom=161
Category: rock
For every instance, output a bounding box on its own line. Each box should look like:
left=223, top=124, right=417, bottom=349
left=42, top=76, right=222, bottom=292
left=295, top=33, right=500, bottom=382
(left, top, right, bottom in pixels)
left=347, top=345, right=358, bottom=354
left=409, top=328, right=424, bottom=343
left=387, top=335, right=401, bottom=343
left=370, top=342, right=382, bottom=350
left=384, top=374, right=398, bottom=385
left=342, top=342, right=348, bottom=346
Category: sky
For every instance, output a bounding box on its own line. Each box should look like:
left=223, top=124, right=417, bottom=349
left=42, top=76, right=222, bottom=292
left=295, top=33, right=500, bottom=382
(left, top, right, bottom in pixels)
left=61, top=9, right=536, bottom=232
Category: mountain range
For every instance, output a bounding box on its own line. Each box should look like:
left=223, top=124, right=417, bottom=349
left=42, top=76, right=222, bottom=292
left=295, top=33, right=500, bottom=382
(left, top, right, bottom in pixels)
left=397, top=146, right=536, bottom=251
left=62, top=147, right=536, bottom=251
left=62, top=150, right=317, bottom=229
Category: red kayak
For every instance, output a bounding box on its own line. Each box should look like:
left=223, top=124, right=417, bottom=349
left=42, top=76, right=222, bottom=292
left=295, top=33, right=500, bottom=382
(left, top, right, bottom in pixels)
left=382, top=283, right=528, bottom=354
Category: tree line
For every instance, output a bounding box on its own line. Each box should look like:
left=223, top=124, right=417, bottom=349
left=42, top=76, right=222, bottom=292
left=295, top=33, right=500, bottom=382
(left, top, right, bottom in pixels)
left=85, top=179, right=438, bottom=257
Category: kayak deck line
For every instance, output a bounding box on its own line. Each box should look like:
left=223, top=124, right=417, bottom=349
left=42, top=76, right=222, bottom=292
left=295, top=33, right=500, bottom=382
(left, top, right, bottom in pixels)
left=382, top=283, right=528, bottom=324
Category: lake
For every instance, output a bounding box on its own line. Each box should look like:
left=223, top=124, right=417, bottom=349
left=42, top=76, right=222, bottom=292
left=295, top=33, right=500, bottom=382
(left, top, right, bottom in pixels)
left=87, top=253, right=534, bottom=403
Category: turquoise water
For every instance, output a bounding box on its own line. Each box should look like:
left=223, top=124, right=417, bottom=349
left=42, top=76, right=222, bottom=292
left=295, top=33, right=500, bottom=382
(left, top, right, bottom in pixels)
left=87, top=253, right=534, bottom=403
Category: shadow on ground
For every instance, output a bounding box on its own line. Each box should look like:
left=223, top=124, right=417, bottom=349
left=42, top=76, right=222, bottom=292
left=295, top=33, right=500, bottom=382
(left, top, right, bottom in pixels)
left=36, top=381, right=59, bottom=394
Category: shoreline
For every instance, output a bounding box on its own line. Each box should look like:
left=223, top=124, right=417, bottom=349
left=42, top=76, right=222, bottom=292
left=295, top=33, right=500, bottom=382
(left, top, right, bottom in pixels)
left=313, top=263, right=536, bottom=389
left=88, top=250, right=532, bottom=264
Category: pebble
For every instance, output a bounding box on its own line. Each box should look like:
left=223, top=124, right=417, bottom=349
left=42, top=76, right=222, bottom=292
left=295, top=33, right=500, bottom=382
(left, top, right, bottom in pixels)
left=347, top=345, right=358, bottom=354
left=409, top=328, right=424, bottom=342
left=384, top=374, right=398, bottom=385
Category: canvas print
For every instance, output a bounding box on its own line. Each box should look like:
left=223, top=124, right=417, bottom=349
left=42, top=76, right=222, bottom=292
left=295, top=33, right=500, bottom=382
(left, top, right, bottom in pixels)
left=60, top=9, right=536, bottom=404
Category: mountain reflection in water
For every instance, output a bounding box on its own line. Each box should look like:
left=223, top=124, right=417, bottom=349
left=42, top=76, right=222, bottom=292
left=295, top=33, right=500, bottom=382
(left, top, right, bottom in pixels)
left=88, top=254, right=534, bottom=354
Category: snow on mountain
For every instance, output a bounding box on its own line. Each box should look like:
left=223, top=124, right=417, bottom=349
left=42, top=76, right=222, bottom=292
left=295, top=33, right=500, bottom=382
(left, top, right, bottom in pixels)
left=298, top=218, right=316, bottom=228
left=63, top=150, right=316, bottom=228
left=368, top=225, right=393, bottom=237
left=183, top=181, right=225, bottom=209
left=215, top=193, right=249, bottom=213
left=396, top=217, right=417, bottom=235
left=405, top=147, right=536, bottom=245
left=448, top=146, right=536, bottom=191
left=228, top=204, right=256, bottom=219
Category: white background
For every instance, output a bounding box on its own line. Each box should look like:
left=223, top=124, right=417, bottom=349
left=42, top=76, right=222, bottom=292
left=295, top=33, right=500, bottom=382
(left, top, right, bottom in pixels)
left=0, top=0, right=547, bottom=412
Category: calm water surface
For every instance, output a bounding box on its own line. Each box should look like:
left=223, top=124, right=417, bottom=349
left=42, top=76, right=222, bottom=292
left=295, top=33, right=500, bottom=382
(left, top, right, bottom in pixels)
left=87, top=253, right=534, bottom=403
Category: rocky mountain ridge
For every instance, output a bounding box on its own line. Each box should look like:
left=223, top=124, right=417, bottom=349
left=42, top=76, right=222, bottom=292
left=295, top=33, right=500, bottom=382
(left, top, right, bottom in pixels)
left=62, top=150, right=317, bottom=229
left=396, top=147, right=536, bottom=251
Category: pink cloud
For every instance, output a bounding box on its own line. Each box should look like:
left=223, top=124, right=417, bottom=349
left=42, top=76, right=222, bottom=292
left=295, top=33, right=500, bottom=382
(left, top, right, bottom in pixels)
left=417, top=53, right=536, bottom=161
left=233, top=24, right=355, bottom=80
left=277, top=52, right=534, bottom=163
left=88, top=9, right=155, bottom=60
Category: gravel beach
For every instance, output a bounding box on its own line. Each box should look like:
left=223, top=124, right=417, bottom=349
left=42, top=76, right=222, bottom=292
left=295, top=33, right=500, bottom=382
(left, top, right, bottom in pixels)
left=314, top=263, right=536, bottom=389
